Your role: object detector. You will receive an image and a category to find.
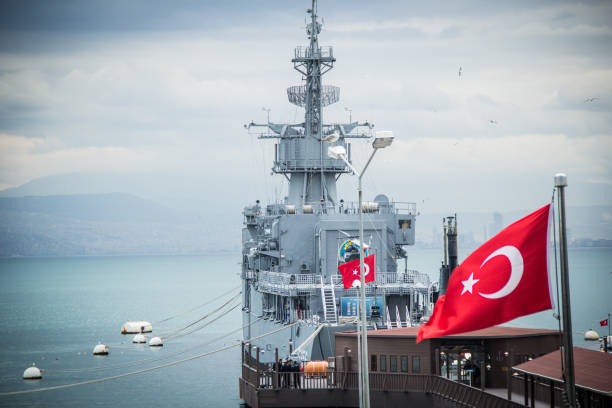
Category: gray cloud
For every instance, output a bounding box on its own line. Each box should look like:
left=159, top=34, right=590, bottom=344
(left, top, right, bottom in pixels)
left=0, top=0, right=611, bottom=213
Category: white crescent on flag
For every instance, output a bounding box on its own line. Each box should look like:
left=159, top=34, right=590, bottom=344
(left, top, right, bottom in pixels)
left=350, top=263, right=370, bottom=282
left=478, top=245, right=524, bottom=299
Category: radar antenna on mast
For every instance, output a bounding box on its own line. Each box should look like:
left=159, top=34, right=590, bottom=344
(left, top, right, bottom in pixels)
left=244, top=0, right=373, bottom=207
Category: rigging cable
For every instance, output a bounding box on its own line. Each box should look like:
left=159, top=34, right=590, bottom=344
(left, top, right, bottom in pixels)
left=157, top=292, right=241, bottom=339
left=0, top=321, right=298, bottom=396
left=162, top=301, right=241, bottom=341
left=155, top=285, right=241, bottom=324
left=35, top=289, right=242, bottom=365
left=44, top=313, right=261, bottom=375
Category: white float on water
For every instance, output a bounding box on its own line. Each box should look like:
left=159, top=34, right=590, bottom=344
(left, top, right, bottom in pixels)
left=132, top=333, right=146, bottom=343
left=23, top=363, right=42, bottom=380
left=93, top=342, right=109, bottom=355
left=121, top=321, right=152, bottom=334
left=584, top=329, right=599, bottom=341
left=149, top=337, right=163, bottom=347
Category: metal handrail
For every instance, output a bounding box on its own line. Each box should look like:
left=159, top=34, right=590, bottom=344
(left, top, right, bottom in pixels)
left=243, top=365, right=525, bottom=407
left=261, top=200, right=416, bottom=216
left=259, top=271, right=429, bottom=290
left=319, top=275, right=327, bottom=322
left=293, top=45, right=333, bottom=59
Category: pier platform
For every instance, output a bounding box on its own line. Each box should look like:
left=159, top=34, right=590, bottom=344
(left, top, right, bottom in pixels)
left=239, top=359, right=524, bottom=408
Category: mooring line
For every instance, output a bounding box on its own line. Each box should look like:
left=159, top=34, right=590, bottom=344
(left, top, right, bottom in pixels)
left=30, top=290, right=243, bottom=365
left=157, top=292, right=242, bottom=339
left=155, top=285, right=241, bottom=324
left=44, top=302, right=247, bottom=374
left=1, top=320, right=296, bottom=396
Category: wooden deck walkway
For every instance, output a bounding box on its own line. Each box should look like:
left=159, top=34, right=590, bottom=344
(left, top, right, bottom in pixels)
left=240, top=363, right=525, bottom=408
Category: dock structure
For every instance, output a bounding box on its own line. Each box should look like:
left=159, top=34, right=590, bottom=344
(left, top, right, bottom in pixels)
left=512, top=347, right=612, bottom=408
left=240, top=325, right=565, bottom=407
left=240, top=348, right=522, bottom=407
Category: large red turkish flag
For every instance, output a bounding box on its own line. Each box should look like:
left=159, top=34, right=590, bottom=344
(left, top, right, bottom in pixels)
left=339, top=254, right=376, bottom=289
left=417, top=204, right=553, bottom=343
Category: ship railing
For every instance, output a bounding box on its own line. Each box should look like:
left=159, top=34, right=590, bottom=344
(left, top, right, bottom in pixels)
left=393, top=202, right=418, bottom=214
left=242, top=363, right=525, bottom=407
left=296, top=274, right=318, bottom=285
left=258, top=271, right=430, bottom=296
left=331, top=271, right=430, bottom=286
left=274, top=158, right=348, bottom=172
left=262, top=199, right=416, bottom=216
left=293, top=45, right=333, bottom=59
left=289, top=308, right=312, bottom=322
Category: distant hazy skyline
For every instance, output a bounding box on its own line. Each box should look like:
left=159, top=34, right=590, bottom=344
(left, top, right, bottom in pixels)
left=1, top=0, right=611, bottom=214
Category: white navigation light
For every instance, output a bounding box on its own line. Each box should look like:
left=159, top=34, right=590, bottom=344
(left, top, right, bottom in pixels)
left=327, top=145, right=346, bottom=159
left=373, top=131, right=394, bottom=149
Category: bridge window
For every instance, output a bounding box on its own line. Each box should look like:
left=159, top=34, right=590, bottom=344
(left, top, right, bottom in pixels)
left=399, top=219, right=411, bottom=229
left=412, top=356, right=421, bottom=373
left=401, top=356, right=408, bottom=372
left=390, top=355, right=397, bottom=372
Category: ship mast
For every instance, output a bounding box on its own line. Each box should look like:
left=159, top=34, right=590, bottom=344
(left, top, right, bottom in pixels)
left=246, top=0, right=373, bottom=209
left=304, top=0, right=325, bottom=202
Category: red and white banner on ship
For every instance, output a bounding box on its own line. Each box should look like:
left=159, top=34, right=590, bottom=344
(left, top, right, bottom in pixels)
left=339, top=254, right=376, bottom=289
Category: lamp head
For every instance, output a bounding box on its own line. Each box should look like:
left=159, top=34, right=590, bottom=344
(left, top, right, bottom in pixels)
left=373, top=131, right=394, bottom=149
left=328, top=145, right=347, bottom=159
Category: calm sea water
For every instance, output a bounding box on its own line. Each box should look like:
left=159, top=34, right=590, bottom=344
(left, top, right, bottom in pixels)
left=0, top=248, right=610, bottom=407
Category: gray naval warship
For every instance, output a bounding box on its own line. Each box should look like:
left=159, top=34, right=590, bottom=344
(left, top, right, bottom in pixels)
left=242, top=0, right=434, bottom=363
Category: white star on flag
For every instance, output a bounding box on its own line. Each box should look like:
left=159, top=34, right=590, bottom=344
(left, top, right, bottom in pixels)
left=461, top=273, right=479, bottom=295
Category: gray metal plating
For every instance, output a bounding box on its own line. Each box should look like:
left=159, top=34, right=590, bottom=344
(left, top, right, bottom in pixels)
left=241, top=0, right=432, bottom=363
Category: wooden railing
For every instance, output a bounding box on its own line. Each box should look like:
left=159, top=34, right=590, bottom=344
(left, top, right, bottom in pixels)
left=242, top=361, right=524, bottom=408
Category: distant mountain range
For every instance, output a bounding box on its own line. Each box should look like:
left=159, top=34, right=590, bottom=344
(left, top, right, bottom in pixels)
left=0, top=172, right=610, bottom=257
left=0, top=193, right=241, bottom=257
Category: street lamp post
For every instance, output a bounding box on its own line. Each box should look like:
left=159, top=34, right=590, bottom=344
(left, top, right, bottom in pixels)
left=262, top=107, right=271, bottom=123
left=328, top=132, right=394, bottom=408
left=344, top=107, right=353, bottom=123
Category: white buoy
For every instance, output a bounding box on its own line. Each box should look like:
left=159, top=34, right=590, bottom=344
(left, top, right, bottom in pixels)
left=93, top=342, right=109, bottom=355
left=149, top=337, right=163, bottom=347
left=121, top=321, right=153, bottom=334
left=585, top=329, right=599, bottom=341
left=23, top=363, right=42, bottom=380
left=132, top=333, right=146, bottom=343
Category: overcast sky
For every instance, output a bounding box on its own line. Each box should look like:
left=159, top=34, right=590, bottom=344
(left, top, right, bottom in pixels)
left=1, top=0, right=611, bottom=214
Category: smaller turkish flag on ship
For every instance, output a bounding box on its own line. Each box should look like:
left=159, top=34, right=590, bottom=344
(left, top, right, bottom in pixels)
left=601, top=318, right=609, bottom=327
left=339, top=254, right=376, bottom=289
left=417, top=204, right=553, bottom=343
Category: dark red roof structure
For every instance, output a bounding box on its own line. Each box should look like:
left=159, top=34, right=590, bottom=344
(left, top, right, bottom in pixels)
left=337, top=325, right=560, bottom=339
left=513, top=347, right=612, bottom=396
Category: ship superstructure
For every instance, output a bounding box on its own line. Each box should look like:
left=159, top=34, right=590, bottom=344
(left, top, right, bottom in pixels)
left=242, top=0, right=431, bottom=362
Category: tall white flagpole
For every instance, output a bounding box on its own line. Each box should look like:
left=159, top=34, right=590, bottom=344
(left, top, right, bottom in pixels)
left=554, top=173, right=577, bottom=407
